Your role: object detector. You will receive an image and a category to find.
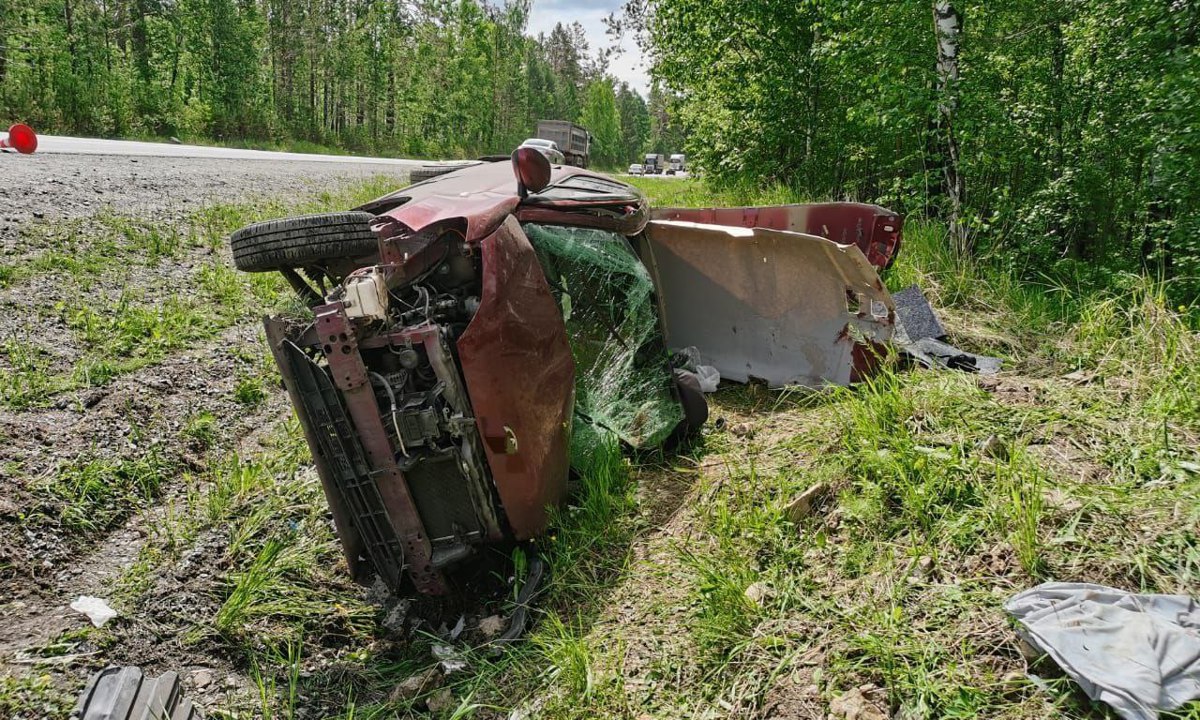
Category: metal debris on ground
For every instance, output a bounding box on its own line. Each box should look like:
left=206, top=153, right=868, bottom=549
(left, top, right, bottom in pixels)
left=892, top=284, right=1001, bottom=374
left=1006, top=582, right=1200, bottom=720
left=72, top=666, right=202, bottom=720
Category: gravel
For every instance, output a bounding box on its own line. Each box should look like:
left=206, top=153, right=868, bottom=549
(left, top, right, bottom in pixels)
left=0, top=152, right=414, bottom=251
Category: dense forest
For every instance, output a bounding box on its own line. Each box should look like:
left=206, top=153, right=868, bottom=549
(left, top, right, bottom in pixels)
left=0, top=0, right=678, bottom=165
left=615, top=0, right=1200, bottom=300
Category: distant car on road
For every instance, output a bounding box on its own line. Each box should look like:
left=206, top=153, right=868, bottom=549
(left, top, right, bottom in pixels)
left=628, top=163, right=644, bottom=175
left=519, top=138, right=565, bottom=164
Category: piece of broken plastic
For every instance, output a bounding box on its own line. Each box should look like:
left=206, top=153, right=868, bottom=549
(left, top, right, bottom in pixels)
left=70, top=596, right=118, bottom=628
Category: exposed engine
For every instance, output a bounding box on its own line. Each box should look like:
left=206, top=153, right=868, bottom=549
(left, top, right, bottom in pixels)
left=273, top=230, right=505, bottom=590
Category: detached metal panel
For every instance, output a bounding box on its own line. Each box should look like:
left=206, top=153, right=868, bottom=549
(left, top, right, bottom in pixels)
left=642, top=220, right=895, bottom=387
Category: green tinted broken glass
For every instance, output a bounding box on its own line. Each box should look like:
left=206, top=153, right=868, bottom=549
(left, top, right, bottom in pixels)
left=523, top=223, right=682, bottom=469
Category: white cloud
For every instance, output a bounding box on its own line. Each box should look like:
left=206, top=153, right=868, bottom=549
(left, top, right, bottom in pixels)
left=527, top=0, right=649, bottom=97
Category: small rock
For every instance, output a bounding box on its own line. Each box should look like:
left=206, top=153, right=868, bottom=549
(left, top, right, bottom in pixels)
left=1001, top=671, right=1026, bottom=699
left=478, top=614, right=505, bottom=639
left=32, top=211, right=44, bottom=219
left=976, top=435, right=1008, bottom=460
left=828, top=686, right=888, bottom=720
left=382, top=599, right=411, bottom=634
left=192, top=669, right=214, bottom=689
left=1062, top=369, right=1094, bottom=385
left=425, top=687, right=455, bottom=713
left=744, top=582, right=773, bottom=607
left=784, top=482, right=828, bottom=522
left=730, top=422, right=755, bottom=437
left=1017, top=637, right=1042, bottom=662
left=388, top=667, right=441, bottom=703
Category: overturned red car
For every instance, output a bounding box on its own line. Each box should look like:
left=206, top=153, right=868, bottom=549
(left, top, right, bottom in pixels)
left=230, top=149, right=901, bottom=596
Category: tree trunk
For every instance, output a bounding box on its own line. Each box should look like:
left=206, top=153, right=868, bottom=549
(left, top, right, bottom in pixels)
left=933, top=0, right=969, bottom=255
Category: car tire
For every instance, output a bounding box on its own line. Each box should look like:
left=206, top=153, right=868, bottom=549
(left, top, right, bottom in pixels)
left=408, top=165, right=458, bottom=183
left=229, top=211, right=378, bottom=273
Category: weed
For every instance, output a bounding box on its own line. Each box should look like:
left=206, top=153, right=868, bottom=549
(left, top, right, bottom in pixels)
left=234, top=374, right=269, bottom=405
left=184, top=410, right=220, bottom=449
left=42, top=450, right=176, bottom=535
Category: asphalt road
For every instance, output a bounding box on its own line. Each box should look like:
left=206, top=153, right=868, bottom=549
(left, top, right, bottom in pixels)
left=18, top=133, right=425, bottom=165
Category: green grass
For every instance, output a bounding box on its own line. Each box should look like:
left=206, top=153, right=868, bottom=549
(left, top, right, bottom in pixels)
left=43, top=450, right=178, bottom=535
left=0, top=673, right=72, bottom=720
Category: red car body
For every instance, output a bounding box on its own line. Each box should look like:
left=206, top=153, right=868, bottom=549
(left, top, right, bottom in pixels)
left=247, top=159, right=902, bottom=595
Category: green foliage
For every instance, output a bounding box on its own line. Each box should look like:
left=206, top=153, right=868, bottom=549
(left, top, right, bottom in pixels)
left=0, top=2, right=642, bottom=161
left=633, top=0, right=1200, bottom=302
left=579, top=79, right=623, bottom=167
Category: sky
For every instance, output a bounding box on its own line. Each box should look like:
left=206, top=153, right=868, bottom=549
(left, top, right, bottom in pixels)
left=527, top=0, right=650, bottom=97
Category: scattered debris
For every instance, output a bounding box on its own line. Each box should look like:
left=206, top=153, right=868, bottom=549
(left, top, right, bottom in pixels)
left=382, top=599, right=411, bottom=634
left=893, top=284, right=1001, bottom=374
left=675, top=346, right=721, bottom=392
left=828, top=684, right=888, bottom=720
left=70, top=596, right=118, bottom=628
left=892, top=285, right=946, bottom=340
left=72, top=666, right=202, bottom=719
left=479, top=614, right=506, bottom=639
left=784, top=481, right=829, bottom=522
left=432, top=644, right=470, bottom=674
left=1006, top=582, right=1200, bottom=720
left=425, top=687, right=456, bottom=713
left=389, top=667, right=442, bottom=703
left=448, top=614, right=466, bottom=640
left=902, top=337, right=1002, bottom=375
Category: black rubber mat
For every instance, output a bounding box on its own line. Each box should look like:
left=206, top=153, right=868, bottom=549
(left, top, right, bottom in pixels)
left=72, top=666, right=202, bottom=720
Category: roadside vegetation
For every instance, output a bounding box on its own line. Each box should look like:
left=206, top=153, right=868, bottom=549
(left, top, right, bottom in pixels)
left=6, top=173, right=1192, bottom=719
left=0, top=177, right=396, bottom=593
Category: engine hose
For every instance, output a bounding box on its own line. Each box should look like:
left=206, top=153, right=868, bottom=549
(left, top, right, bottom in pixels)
left=368, top=371, right=408, bottom=458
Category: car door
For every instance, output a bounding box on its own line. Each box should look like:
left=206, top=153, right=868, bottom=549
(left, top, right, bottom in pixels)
left=638, top=220, right=895, bottom=388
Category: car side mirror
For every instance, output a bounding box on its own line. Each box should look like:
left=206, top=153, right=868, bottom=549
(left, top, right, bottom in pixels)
left=512, top=146, right=551, bottom=198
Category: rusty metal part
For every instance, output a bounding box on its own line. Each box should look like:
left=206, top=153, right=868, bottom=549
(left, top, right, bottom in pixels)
left=317, top=302, right=447, bottom=594
left=651, top=202, right=902, bottom=271
left=456, top=216, right=575, bottom=539
left=357, top=161, right=646, bottom=244
left=641, top=220, right=895, bottom=387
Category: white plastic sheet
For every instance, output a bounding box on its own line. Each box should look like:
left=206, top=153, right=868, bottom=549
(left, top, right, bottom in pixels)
left=1006, top=582, right=1200, bottom=720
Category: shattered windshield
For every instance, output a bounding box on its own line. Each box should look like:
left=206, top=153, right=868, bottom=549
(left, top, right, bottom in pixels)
left=522, top=224, right=683, bottom=469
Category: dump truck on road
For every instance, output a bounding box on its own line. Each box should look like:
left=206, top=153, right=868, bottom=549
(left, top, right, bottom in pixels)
left=536, top=120, right=590, bottom=167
